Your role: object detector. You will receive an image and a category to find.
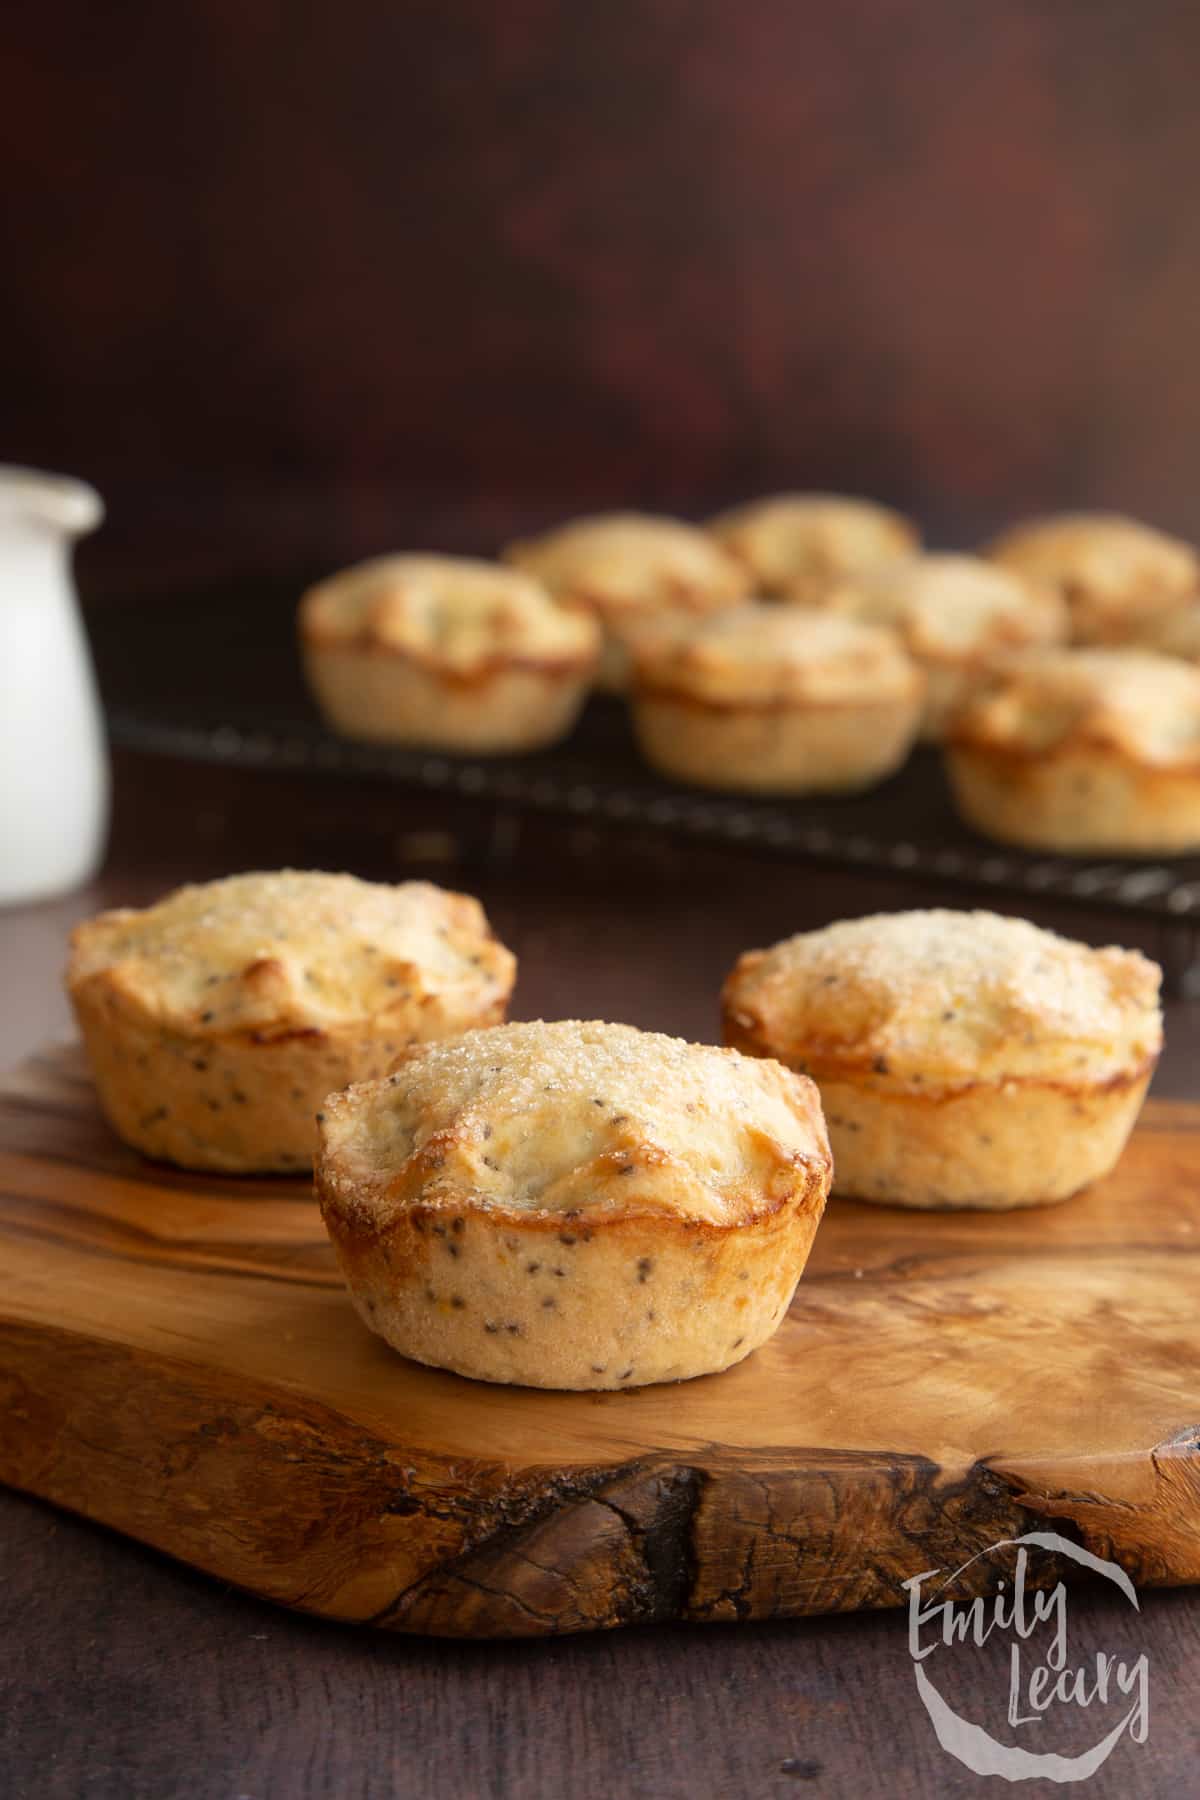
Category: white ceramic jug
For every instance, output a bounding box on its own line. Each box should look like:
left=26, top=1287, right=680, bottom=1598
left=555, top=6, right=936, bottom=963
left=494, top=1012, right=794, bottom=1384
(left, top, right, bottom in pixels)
left=0, top=467, right=108, bottom=905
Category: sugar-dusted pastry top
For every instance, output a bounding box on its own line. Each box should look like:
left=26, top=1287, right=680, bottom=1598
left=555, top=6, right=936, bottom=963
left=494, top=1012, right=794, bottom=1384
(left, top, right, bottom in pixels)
left=67, top=871, right=515, bottom=1035
left=724, top=909, right=1163, bottom=1090
left=986, top=513, right=1198, bottom=635
left=708, top=493, right=918, bottom=595
left=820, top=552, right=1066, bottom=663
left=299, top=554, right=599, bottom=670
left=318, top=1019, right=830, bottom=1227
left=630, top=603, right=922, bottom=706
left=502, top=513, right=751, bottom=619
left=945, top=647, right=1200, bottom=765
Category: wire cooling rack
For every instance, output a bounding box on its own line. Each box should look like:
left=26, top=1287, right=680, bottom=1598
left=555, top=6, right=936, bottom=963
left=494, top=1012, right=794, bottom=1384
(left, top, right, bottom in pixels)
left=89, top=583, right=1200, bottom=980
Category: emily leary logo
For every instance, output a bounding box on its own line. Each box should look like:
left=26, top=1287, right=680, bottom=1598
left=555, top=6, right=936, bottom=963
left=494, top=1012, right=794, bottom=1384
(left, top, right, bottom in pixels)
left=903, top=1532, right=1149, bottom=1783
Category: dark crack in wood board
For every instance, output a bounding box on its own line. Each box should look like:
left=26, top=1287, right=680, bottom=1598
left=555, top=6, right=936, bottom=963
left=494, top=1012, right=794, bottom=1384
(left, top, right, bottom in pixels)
left=1, top=1042, right=1199, bottom=1638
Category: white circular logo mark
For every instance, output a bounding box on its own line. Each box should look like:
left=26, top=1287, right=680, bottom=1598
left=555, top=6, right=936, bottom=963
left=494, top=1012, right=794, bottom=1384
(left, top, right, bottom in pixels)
left=903, top=1531, right=1149, bottom=1783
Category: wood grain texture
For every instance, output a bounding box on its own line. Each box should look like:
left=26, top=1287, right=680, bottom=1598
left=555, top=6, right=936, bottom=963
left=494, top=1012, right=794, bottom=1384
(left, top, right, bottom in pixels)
left=6, top=751, right=1200, bottom=1800
left=6, top=1483, right=1197, bottom=1800
left=2, top=1040, right=1198, bottom=1639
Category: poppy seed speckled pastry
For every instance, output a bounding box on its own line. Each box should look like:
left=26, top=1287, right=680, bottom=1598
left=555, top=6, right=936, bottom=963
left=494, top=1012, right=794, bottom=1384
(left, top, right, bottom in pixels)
left=723, top=910, right=1162, bottom=1211
left=502, top=513, right=751, bottom=691
left=944, top=648, right=1200, bottom=854
left=985, top=513, right=1198, bottom=646
left=816, top=552, right=1067, bottom=739
left=299, top=554, right=600, bottom=753
left=708, top=492, right=919, bottom=603
left=316, top=1019, right=832, bottom=1389
left=629, top=604, right=925, bottom=793
left=66, top=871, right=516, bottom=1173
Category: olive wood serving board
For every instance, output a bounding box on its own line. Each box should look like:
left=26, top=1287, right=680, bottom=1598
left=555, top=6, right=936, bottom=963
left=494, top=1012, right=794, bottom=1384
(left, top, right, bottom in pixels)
left=2, top=1042, right=1199, bottom=1638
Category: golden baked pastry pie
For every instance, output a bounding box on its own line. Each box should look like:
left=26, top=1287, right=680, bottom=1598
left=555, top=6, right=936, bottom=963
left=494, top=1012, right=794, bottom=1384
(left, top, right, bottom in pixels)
left=723, top=909, right=1161, bottom=1210
left=985, top=512, right=1198, bottom=645
left=945, top=647, right=1200, bottom=854
left=629, top=604, right=925, bottom=793
left=66, top=871, right=516, bottom=1173
left=317, top=1019, right=832, bottom=1388
left=502, top=512, right=751, bottom=690
left=817, top=552, right=1067, bottom=739
left=299, top=554, right=600, bottom=753
left=708, top=492, right=919, bottom=602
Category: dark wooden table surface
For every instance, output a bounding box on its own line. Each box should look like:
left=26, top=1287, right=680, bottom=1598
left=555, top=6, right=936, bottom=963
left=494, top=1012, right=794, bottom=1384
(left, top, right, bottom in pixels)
left=2, top=750, right=1198, bottom=1800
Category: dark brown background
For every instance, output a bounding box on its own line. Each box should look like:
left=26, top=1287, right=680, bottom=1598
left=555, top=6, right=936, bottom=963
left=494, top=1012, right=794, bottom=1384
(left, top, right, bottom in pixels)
left=4, top=0, right=1200, bottom=595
